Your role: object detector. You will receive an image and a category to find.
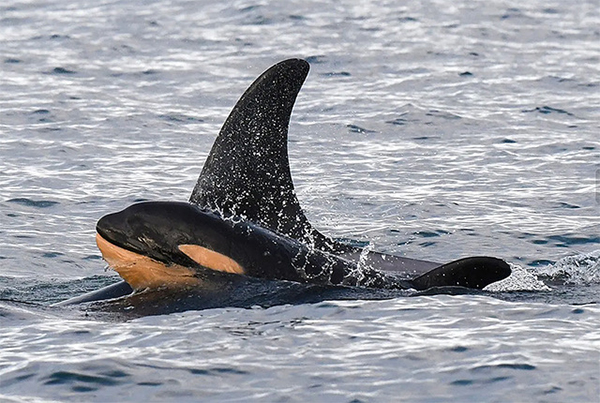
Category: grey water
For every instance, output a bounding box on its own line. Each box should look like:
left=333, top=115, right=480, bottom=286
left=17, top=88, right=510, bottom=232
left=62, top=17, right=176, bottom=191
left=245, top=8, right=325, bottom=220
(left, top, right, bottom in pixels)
left=1, top=0, right=599, bottom=401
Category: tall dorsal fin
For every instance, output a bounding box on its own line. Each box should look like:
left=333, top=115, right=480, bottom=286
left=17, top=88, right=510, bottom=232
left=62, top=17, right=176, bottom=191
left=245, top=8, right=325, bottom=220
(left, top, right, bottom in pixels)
left=190, top=59, right=334, bottom=249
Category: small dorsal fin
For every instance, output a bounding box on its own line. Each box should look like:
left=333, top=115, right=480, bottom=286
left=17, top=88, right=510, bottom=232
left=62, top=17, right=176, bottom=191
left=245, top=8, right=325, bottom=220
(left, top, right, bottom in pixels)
left=190, top=59, right=334, bottom=249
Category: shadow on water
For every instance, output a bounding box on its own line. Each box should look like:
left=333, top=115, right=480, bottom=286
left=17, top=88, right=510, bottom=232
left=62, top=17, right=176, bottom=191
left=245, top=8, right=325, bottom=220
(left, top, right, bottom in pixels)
left=68, top=274, right=418, bottom=320
left=1, top=263, right=598, bottom=321
left=1, top=271, right=483, bottom=320
left=1, top=250, right=597, bottom=320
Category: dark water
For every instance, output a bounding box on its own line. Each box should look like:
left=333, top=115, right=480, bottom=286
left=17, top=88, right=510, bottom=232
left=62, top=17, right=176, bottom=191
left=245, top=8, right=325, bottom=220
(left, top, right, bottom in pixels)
left=1, top=0, right=599, bottom=401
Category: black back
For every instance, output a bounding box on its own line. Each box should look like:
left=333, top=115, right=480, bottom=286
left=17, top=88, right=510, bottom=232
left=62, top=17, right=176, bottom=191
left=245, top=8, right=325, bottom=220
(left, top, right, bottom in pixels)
left=410, top=257, right=511, bottom=290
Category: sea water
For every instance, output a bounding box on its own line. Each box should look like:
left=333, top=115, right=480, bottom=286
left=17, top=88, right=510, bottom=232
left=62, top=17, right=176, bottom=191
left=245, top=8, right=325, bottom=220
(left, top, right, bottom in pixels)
left=0, top=0, right=599, bottom=401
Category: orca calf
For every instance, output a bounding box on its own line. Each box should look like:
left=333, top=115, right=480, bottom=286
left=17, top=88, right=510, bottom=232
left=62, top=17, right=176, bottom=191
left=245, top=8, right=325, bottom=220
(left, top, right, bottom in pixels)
left=59, top=59, right=511, bottom=309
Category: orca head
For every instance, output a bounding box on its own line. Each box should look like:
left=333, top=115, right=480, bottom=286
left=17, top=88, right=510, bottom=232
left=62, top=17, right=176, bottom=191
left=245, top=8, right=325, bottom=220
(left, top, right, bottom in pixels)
left=96, top=201, right=245, bottom=291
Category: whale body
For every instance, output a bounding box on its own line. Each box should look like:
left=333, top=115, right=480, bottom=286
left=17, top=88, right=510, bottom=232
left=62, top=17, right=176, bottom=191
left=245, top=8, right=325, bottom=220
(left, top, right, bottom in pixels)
left=58, top=59, right=511, bottom=312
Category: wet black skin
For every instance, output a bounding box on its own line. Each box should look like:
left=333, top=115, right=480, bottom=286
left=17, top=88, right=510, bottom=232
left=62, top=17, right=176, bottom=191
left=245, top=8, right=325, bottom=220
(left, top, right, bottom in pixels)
left=95, top=201, right=511, bottom=293
left=96, top=201, right=403, bottom=289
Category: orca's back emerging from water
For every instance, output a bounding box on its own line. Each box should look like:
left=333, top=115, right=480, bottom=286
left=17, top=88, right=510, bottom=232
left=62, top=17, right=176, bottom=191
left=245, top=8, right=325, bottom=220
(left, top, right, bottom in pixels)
left=187, top=59, right=508, bottom=278
left=189, top=59, right=441, bottom=275
left=59, top=59, right=511, bottom=311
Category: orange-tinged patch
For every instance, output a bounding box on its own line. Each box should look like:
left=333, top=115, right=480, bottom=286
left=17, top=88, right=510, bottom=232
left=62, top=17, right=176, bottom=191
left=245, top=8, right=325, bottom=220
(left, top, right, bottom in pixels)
left=178, top=244, right=245, bottom=275
left=96, top=233, right=201, bottom=291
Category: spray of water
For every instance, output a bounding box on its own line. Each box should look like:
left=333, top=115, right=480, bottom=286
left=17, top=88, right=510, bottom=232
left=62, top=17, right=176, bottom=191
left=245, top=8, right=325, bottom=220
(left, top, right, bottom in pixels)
left=484, top=263, right=551, bottom=292
left=535, top=250, right=600, bottom=285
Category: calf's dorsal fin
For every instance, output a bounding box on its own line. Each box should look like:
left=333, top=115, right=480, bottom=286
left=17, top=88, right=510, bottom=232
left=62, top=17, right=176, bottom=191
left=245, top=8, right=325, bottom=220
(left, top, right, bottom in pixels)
left=190, top=58, right=334, bottom=249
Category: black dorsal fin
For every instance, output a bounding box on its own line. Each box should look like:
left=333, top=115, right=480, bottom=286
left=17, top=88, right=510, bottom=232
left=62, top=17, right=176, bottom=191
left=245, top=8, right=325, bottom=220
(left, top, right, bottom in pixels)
left=190, top=59, right=335, bottom=249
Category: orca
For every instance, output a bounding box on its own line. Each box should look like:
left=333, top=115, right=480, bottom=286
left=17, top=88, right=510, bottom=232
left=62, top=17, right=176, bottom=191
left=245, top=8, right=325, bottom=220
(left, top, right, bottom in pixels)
left=59, top=58, right=511, bottom=309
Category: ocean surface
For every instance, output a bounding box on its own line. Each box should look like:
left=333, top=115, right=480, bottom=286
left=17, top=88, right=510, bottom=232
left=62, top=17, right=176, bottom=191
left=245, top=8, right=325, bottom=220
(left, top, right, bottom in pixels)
left=1, top=0, right=599, bottom=401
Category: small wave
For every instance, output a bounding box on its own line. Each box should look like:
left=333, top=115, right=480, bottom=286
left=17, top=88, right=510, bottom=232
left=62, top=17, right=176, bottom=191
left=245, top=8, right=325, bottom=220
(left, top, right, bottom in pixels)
left=158, top=113, right=204, bottom=123
left=522, top=106, right=575, bottom=116
left=321, top=71, right=351, bottom=77
left=425, top=109, right=462, bottom=120
left=41, top=252, right=64, bottom=258
left=43, top=369, right=130, bottom=391
left=188, top=367, right=249, bottom=376
left=305, top=55, right=327, bottom=64
left=386, top=117, right=408, bottom=126
left=51, top=67, right=76, bottom=75
left=547, top=235, right=600, bottom=247
left=347, top=124, right=375, bottom=134
left=534, top=250, right=600, bottom=285
left=471, top=363, right=536, bottom=372
left=0, top=275, right=121, bottom=306
left=6, top=198, right=59, bottom=208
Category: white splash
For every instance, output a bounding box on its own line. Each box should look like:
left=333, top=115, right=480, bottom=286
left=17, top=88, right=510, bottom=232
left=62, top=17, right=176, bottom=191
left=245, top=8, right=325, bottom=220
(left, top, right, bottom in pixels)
left=535, top=250, right=600, bottom=285
left=357, top=242, right=374, bottom=271
left=484, top=263, right=551, bottom=292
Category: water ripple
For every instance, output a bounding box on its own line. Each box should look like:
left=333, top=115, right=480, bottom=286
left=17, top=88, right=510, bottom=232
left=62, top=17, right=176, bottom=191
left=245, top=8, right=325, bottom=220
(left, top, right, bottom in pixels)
left=0, top=0, right=599, bottom=401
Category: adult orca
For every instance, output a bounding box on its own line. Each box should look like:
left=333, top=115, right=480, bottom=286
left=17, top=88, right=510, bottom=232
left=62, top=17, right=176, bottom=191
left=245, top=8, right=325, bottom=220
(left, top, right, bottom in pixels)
left=59, top=58, right=511, bottom=309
